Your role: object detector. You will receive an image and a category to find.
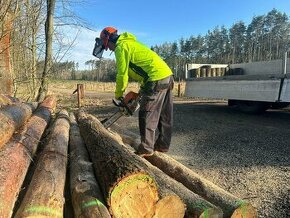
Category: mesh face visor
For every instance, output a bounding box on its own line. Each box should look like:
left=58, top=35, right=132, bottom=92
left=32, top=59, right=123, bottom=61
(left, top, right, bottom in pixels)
left=92, top=37, right=105, bottom=58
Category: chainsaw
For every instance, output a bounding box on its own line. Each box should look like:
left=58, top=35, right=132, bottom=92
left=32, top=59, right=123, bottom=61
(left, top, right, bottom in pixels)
left=101, top=91, right=141, bottom=128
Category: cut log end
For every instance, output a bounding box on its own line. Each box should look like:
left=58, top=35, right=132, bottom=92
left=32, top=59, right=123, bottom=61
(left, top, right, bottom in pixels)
left=153, top=195, right=186, bottom=218
left=231, top=203, right=257, bottom=218
left=199, top=207, right=224, bottom=218
left=110, top=173, right=159, bottom=218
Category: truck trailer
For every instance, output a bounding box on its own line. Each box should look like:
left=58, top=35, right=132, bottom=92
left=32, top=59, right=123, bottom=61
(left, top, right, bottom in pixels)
left=184, top=54, right=290, bottom=113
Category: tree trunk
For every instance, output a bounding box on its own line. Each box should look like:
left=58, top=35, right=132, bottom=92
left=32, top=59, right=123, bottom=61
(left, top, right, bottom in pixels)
left=0, top=102, right=38, bottom=149
left=111, top=126, right=257, bottom=218
left=0, top=11, right=13, bottom=95
left=69, top=113, right=111, bottom=218
left=36, top=0, right=55, bottom=102
left=0, top=95, right=56, bottom=218
left=147, top=156, right=222, bottom=218
left=77, top=111, right=159, bottom=218
left=15, top=110, right=70, bottom=217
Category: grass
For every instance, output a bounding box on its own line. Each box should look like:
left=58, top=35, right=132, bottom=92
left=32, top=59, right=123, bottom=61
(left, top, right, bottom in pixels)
left=15, top=79, right=186, bottom=112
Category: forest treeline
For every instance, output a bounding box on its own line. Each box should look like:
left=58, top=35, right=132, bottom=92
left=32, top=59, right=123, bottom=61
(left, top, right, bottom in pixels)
left=0, top=2, right=289, bottom=100
left=83, top=9, right=290, bottom=81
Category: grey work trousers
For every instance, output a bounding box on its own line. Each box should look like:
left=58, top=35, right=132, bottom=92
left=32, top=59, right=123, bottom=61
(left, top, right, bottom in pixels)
left=138, top=80, right=173, bottom=153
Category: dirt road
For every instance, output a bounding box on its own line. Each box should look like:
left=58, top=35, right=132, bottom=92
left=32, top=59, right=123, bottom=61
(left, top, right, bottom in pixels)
left=54, top=86, right=289, bottom=217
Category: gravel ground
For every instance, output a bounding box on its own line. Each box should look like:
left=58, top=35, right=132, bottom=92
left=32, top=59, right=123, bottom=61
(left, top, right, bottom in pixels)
left=81, top=93, right=290, bottom=218
left=168, top=99, right=290, bottom=218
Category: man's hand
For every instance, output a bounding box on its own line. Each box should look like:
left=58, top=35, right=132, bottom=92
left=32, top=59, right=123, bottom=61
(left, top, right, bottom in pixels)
left=112, top=97, right=123, bottom=107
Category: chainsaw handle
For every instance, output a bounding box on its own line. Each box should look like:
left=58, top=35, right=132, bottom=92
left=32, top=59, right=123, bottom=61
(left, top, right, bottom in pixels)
left=112, top=98, right=124, bottom=107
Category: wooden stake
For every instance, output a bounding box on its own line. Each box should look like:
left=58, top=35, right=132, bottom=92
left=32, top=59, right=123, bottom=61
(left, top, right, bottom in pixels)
left=77, top=84, right=84, bottom=108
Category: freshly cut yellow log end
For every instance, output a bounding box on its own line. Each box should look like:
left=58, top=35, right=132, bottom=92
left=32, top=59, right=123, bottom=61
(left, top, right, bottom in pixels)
left=110, top=173, right=159, bottom=218
left=153, top=195, right=186, bottom=218
left=199, top=208, right=224, bottom=218
left=231, top=203, right=257, bottom=218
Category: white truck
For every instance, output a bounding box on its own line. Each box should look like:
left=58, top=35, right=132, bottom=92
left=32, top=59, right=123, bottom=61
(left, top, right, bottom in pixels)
left=184, top=54, right=290, bottom=113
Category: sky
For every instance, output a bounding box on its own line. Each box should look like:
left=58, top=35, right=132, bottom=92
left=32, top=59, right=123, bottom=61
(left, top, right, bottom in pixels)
left=63, top=0, right=290, bottom=70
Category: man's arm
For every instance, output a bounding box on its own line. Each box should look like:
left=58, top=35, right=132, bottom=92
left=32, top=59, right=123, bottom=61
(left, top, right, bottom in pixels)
left=115, top=47, right=130, bottom=99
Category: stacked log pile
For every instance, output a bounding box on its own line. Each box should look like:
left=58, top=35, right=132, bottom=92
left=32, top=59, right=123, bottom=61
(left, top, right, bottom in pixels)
left=76, top=112, right=257, bottom=218
left=0, top=95, right=257, bottom=217
left=0, top=95, right=56, bottom=217
left=77, top=111, right=187, bottom=217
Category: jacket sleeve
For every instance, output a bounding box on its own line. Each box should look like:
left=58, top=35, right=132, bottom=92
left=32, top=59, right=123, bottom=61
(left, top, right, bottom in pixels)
left=115, top=46, right=130, bottom=99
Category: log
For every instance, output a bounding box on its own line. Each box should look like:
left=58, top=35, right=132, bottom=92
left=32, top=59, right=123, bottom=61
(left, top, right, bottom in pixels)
left=146, top=155, right=222, bottom=218
left=0, top=95, right=56, bottom=217
left=0, top=102, right=38, bottom=149
left=0, top=94, right=20, bottom=107
left=15, top=109, right=70, bottom=217
left=79, top=112, right=220, bottom=218
left=111, top=125, right=257, bottom=218
left=69, top=113, right=111, bottom=218
left=77, top=111, right=159, bottom=217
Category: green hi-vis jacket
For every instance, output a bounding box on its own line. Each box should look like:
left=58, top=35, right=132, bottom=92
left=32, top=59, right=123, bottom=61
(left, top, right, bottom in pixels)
left=114, top=32, right=173, bottom=98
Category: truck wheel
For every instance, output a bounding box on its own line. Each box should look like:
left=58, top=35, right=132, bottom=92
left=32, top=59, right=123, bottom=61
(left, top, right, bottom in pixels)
left=235, top=100, right=270, bottom=114
left=270, top=102, right=290, bottom=109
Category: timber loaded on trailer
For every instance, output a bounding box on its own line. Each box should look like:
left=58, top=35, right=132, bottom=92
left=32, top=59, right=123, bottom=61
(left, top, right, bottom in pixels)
left=185, top=53, right=290, bottom=113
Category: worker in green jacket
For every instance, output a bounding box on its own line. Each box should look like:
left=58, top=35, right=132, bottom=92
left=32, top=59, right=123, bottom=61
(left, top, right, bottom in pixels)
left=93, top=27, right=174, bottom=157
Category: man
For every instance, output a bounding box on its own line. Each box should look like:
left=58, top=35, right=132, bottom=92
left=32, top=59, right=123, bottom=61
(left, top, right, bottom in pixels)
left=93, top=27, right=174, bottom=157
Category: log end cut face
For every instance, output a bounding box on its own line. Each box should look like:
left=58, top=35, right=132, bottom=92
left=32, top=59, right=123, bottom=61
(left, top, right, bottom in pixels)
left=231, top=202, right=257, bottom=218
left=199, top=207, right=224, bottom=218
left=110, top=173, right=159, bottom=218
left=153, top=195, right=186, bottom=218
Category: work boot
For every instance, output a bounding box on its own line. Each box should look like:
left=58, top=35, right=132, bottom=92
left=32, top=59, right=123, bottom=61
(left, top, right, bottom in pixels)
left=154, top=138, right=169, bottom=153
left=154, top=148, right=169, bottom=153
left=135, top=143, right=154, bottom=157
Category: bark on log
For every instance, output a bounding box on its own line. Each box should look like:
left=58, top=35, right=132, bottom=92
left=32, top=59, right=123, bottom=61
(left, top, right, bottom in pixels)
left=111, top=125, right=257, bottom=218
left=79, top=112, right=220, bottom=218
left=0, top=95, right=56, bottom=217
left=0, top=94, right=20, bottom=107
left=69, top=113, right=111, bottom=218
left=0, top=102, right=38, bottom=149
left=77, top=111, right=159, bottom=218
left=148, top=161, right=222, bottom=218
left=15, top=109, right=70, bottom=218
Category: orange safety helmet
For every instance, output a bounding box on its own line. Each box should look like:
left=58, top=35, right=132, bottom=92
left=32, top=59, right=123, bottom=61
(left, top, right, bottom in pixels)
left=100, top=27, right=118, bottom=50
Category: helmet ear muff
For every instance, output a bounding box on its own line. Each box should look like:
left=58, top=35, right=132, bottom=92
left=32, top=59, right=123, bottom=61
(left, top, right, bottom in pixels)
left=102, top=29, right=111, bottom=50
